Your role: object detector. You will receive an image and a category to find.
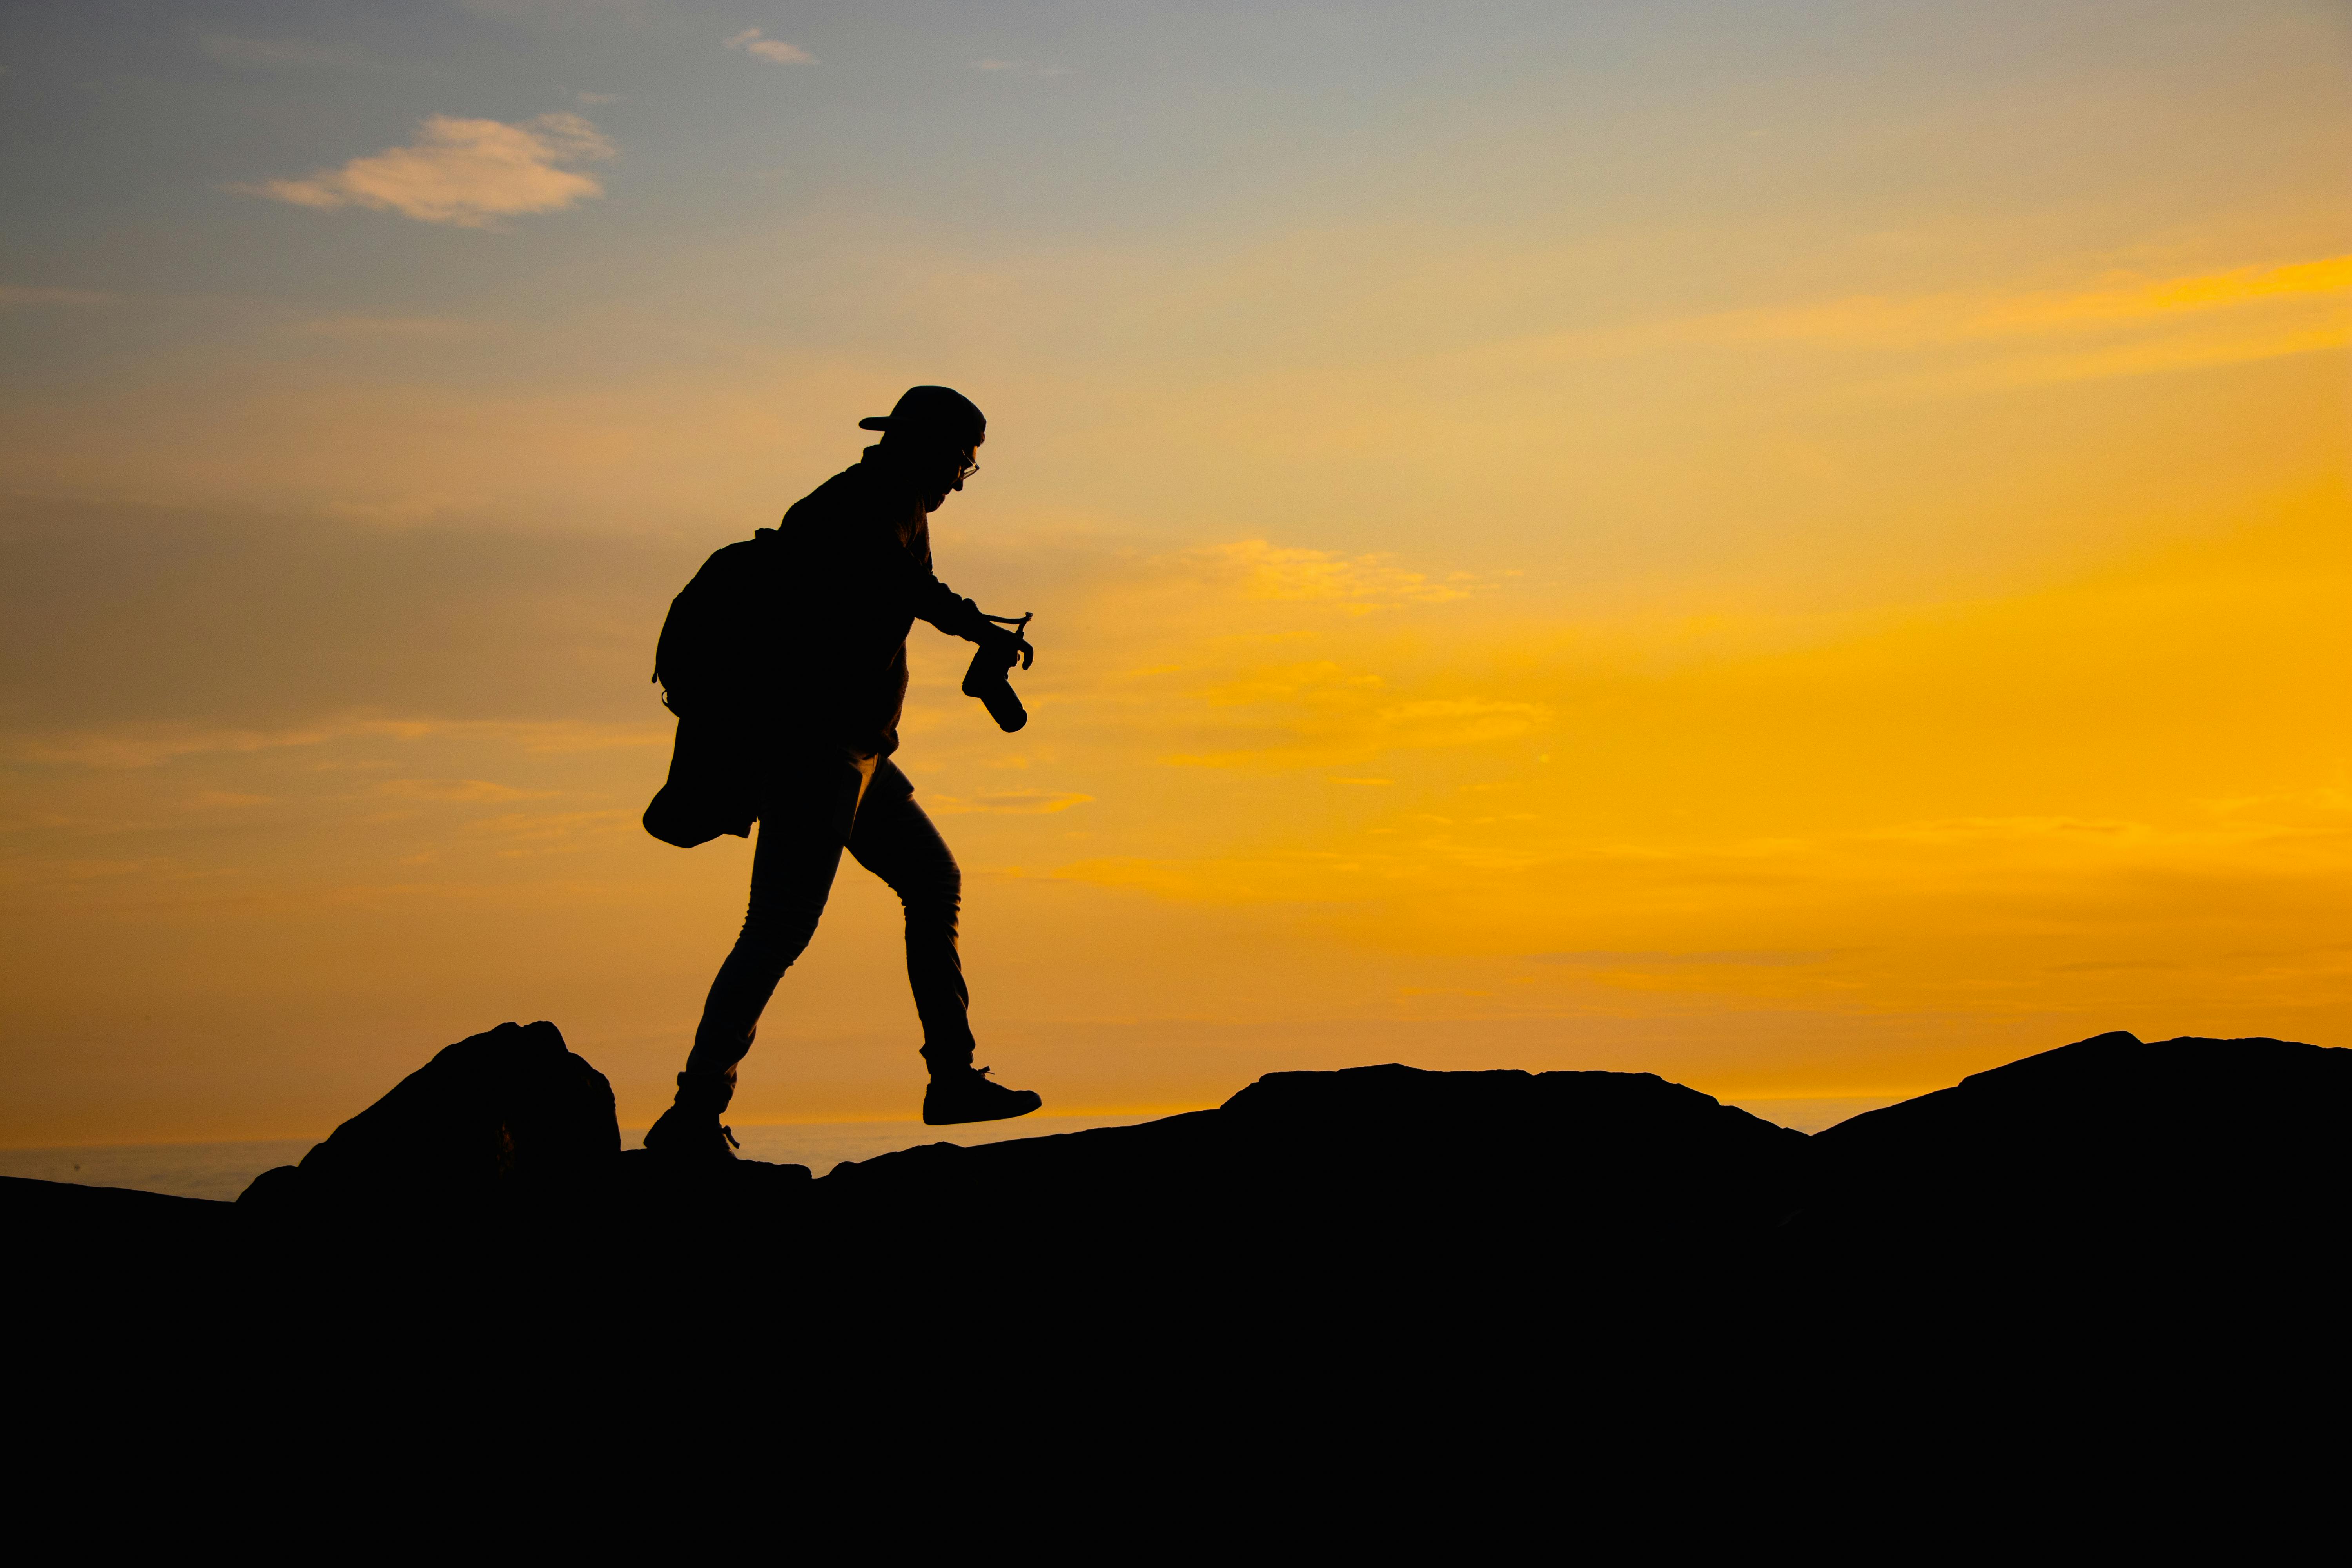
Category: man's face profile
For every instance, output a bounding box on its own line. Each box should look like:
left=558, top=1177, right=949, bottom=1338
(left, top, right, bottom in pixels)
left=919, top=437, right=982, bottom=513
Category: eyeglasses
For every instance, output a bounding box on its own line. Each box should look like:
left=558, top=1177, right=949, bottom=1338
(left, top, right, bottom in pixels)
left=956, top=451, right=980, bottom=482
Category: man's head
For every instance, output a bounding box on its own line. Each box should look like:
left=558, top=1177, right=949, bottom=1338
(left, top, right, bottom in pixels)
left=861, top=385, right=985, bottom=513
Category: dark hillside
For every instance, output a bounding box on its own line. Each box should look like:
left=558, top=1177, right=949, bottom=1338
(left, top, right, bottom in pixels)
left=9, top=1024, right=2344, bottom=1423
left=1795, top=1029, right=2349, bottom=1272
left=818, top=1063, right=1809, bottom=1254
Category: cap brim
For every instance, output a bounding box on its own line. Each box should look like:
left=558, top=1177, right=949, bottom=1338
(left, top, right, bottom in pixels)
left=857, top=416, right=891, bottom=431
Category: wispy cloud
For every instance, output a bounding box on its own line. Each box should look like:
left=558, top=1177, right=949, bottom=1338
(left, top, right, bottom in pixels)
left=0, top=285, right=110, bottom=308
left=929, top=791, right=1095, bottom=815
left=1859, top=815, right=2149, bottom=845
left=1203, top=540, right=1483, bottom=610
left=1167, top=659, right=1549, bottom=768
left=1531, top=950, right=1838, bottom=967
left=236, top=113, right=614, bottom=229
left=14, top=717, right=661, bottom=769
left=1497, top=252, right=2352, bottom=385
left=186, top=791, right=273, bottom=809
left=200, top=36, right=349, bottom=68
left=376, top=778, right=555, bottom=803
left=289, top=315, right=482, bottom=339
left=18, top=720, right=427, bottom=770
left=324, top=492, right=487, bottom=523
left=724, top=28, right=813, bottom=64
left=1735, top=254, right=2352, bottom=344
left=456, top=0, right=650, bottom=20
left=469, top=808, right=633, bottom=855
left=972, top=59, right=1071, bottom=77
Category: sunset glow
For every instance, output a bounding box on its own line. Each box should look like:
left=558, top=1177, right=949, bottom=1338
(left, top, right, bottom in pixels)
left=3, top=2, right=2345, bottom=1144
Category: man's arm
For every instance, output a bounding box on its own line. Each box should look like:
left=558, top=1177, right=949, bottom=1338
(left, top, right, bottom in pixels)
left=853, top=522, right=1012, bottom=649
left=905, top=569, right=996, bottom=643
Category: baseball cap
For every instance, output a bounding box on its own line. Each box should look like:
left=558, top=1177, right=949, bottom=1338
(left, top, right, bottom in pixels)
left=858, top=385, right=986, bottom=445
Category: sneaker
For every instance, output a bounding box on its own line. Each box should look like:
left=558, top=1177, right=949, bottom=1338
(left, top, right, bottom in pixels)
left=643, top=1102, right=742, bottom=1161
left=922, top=1065, right=1043, bottom=1127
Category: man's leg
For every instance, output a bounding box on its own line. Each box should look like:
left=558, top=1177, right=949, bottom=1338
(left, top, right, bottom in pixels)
left=848, top=760, right=1041, bottom=1125
left=646, top=748, right=872, bottom=1157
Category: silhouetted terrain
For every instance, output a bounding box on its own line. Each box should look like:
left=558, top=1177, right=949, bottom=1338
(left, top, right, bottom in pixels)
left=13, top=1025, right=2343, bottom=1276
left=1801, top=1029, right=2348, bottom=1261
left=237, top=1020, right=620, bottom=1211
left=11, top=1023, right=2344, bottom=1459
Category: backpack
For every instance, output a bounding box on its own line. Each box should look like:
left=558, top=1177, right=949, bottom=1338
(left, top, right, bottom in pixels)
left=651, top=529, right=781, bottom=719
left=641, top=532, right=779, bottom=848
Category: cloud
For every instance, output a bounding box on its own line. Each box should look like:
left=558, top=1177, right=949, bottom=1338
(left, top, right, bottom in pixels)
left=18, top=720, right=426, bottom=769
left=1860, top=815, right=2148, bottom=845
left=1984, top=254, right=2352, bottom=332
left=468, top=808, right=633, bottom=855
left=0, top=285, right=109, bottom=308
left=972, top=59, right=1071, bottom=76
left=1530, top=950, right=1837, bottom=967
left=1202, top=540, right=1483, bottom=610
left=200, top=36, right=348, bottom=68
left=724, top=28, right=813, bottom=64
left=1709, top=254, right=2352, bottom=349
left=324, top=492, right=488, bottom=524
left=456, top=0, right=648, bottom=20
left=1167, top=662, right=1550, bottom=768
left=1494, top=252, right=2352, bottom=385
left=1361, top=698, right=1548, bottom=750
left=375, top=778, right=555, bottom=802
left=187, top=791, right=273, bottom=809
left=1688, top=254, right=2352, bottom=354
left=1200, top=661, right=1382, bottom=707
left=928, top=791, right=1095, bottom=815
left=238, top=113, right=614, bottom=228
left=13, top=717, right=660, bottom=770
left=289, top=315, right=482, bottom=339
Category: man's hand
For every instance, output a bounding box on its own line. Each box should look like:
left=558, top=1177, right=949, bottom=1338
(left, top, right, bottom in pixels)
left=998, top=626, right=1035, bottom=672
left=967, top=612, right=1034, bottom=732
left=976, top=612, right=1034, bottom=671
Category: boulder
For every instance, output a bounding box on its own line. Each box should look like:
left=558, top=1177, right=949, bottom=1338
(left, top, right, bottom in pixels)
left=1794, top=1030, right=2350, bottom=1273
left=811, top=1063, right=1812, bottom=1323
left=240, top=1020, right=618, bottom=1209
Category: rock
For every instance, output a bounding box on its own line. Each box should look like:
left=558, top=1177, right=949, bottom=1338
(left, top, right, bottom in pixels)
left=2, top=1175, right=232, bottom=1244
left=4, top=1178, right=242, bottom=1351
left=812, top=1063, right=1812, bottom=1316
left=609, top=1147, right=813, bottom=1223
left=1793, top=1030, right=2350, bottom=1281
left=16, top=1025, right=2350, bottom=1443
left=239, top=1020, right=618, bottom=1209
left=18, top=1023, right=2329, bottom=1360
left=1214, top=1062, right=1810, bottom=1236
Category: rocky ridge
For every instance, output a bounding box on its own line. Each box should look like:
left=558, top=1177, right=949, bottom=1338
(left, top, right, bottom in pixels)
left=10, top=1025, right=2343, bottom=1415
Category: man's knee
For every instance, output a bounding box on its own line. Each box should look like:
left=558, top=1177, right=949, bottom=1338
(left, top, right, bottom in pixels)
left=899, top=867, right=962, bottom=928
left=733, top=907, right=824, bottom=968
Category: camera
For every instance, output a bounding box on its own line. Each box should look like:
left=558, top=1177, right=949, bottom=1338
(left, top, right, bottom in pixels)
left=963, top=612, right=1033, bottom=733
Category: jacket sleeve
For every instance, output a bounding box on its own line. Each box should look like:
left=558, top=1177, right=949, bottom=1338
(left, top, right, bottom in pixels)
left=907, top=571, right=993, bottom=642
left=852, top=525, right=993, bottom=641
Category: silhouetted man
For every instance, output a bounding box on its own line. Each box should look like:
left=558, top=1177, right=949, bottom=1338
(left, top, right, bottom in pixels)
left=641, top=386, right=1041, bottom=1159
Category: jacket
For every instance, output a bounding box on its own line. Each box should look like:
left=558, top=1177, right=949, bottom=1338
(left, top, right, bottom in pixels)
left=643, top=450, right=994, bottom=848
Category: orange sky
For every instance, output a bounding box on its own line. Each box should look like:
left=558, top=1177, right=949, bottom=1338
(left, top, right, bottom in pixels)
left=2, top=2, right=2346, bottom=1143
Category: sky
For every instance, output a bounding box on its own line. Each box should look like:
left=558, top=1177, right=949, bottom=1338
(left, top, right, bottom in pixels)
left=2, top=0, right=2347, bottom=1145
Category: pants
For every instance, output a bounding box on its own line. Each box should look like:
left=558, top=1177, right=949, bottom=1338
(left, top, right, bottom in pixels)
left=687, top=751, right=975, bottom=1077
